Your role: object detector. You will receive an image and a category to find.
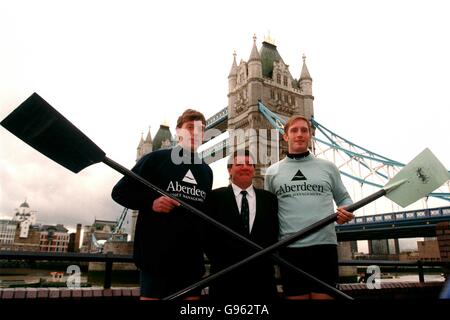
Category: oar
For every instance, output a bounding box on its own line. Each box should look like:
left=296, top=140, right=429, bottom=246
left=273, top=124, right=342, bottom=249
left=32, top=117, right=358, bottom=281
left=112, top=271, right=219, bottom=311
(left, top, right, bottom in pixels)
left=1, top=93, right=353, bottom=300
left=162, top=147, right=450, bottom=300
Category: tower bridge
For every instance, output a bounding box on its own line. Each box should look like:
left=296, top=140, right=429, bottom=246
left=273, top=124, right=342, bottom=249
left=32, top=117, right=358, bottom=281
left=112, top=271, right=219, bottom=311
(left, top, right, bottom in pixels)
left=127, top=35, right=450, bottom=261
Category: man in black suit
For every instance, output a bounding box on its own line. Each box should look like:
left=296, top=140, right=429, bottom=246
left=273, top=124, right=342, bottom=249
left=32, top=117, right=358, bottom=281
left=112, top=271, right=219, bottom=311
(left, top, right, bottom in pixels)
left=204, top=149, right=279, bottom=301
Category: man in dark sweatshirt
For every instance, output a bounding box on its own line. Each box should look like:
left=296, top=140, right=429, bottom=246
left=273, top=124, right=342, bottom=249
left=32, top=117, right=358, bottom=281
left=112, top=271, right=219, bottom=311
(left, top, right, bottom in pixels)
left=111, top=109, right=213, bottom=300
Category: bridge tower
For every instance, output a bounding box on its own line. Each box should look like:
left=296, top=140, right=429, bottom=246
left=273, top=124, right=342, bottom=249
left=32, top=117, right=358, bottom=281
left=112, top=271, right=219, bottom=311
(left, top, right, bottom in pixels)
left=128, top=128, right=154, bottom=242
left=226, top=35, right=315, bottom=188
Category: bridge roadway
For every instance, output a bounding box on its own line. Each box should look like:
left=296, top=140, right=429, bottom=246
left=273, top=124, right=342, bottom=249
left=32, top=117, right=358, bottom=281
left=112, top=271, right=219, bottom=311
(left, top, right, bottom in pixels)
left=336, top=206, right=450, bottom=241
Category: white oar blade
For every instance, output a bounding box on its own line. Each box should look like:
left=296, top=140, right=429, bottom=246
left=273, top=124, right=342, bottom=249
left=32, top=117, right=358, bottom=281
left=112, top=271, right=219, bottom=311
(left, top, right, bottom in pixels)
left=385, top=148, right=450, bottom=207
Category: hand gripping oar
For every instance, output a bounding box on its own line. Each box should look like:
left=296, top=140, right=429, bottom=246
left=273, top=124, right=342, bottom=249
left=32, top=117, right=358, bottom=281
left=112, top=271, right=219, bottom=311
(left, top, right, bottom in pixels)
left=0, top=93, right=352, bottom=300
left=162, top=148, right=450, bottom=300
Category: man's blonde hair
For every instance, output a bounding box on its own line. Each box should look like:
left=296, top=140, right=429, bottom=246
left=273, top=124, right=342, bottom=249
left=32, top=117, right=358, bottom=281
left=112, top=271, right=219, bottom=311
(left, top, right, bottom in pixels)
left=283, top=115, right=311, bottom=133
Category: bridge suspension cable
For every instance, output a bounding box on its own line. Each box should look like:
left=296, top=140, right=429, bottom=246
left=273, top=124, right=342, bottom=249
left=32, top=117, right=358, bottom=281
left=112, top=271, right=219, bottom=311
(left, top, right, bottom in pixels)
left=257, top=101, right=450, bottom=204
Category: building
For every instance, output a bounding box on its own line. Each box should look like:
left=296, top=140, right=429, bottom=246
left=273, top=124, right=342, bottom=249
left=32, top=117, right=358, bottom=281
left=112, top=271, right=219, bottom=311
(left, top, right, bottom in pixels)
left=1, top=201, right=71, bottom=252
left=417, top=239, right=441, bottom=261
left=68, top=223, right=82, bottom=253
left=6, top=224, right=41, bottom=252
left=349, top=240, right=359, bottom=254
left=399, top=250, right=420, bottom=262
left=152, top=123, right=175, bottom=151
left=68, top=232, right=77, bottom=252
left=81, top=219, right=126, bottom=252
left=11, top=200, right=38, bottom=239
left=136, top=128, right=153, bottom=161
left=226, top=35, right=314, bottom=188
left=136, top=124, right=176, bottom=161
left=74, top=223, right=82, bottom=252
left=89, top=219, right=116, bottom=239
left=436, top=222, right=450, bottom=276
left=5, top=223, right=71, bottom=253
left=0, top=220, right=18, bottom=246
left=1, top=200, right=40, bottom=251
left=368, top=239, right=400, bottom=256
left=39, top=224, right=70, bottom=252
left=12, top=200, right=37, bottom=225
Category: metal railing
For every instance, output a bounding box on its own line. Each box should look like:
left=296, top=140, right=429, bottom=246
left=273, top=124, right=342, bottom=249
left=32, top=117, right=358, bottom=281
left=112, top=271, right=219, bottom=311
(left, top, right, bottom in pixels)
left=1, top=251, right=447, bottom=291
left=339, top=259, right=449, bottom=283
left=0, top=251, right=133, bottom=289
left=205, top=107, right=228, bottom=129
left=350, top=206, right=450, bottom=225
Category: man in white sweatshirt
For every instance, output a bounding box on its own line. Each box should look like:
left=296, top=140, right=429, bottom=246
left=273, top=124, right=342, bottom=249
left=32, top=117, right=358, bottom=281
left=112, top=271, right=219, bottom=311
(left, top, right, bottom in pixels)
left=265, top=115, right=354, bottom=300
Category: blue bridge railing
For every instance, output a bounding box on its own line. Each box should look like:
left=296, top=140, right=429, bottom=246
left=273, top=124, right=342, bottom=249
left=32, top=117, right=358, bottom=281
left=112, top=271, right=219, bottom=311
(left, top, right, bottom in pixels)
left=349, top=206, right=450, bottom=225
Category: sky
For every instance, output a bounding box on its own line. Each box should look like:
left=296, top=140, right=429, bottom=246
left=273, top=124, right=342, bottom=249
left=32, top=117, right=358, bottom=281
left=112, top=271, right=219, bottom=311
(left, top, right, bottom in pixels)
left=1, top=0, right=449, bottom=251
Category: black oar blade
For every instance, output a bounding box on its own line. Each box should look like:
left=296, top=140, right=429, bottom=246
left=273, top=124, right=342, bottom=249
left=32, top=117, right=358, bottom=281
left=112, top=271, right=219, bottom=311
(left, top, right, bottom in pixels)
left=0, top=93, right=106, bottom=173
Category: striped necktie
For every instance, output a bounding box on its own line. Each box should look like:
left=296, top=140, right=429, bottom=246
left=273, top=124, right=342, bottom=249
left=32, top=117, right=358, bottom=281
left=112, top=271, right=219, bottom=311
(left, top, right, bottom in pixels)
left=240, top=190, right=249, bottom=234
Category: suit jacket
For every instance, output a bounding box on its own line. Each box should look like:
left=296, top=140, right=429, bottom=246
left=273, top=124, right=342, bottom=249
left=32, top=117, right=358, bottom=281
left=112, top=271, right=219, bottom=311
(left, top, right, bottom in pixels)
left=204, top=185, right=279, bottom=301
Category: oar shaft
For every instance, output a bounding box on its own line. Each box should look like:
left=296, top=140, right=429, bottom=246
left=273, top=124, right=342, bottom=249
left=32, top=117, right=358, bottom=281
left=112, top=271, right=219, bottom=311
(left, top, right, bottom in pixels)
left=345, top=189, right=386, bottom=212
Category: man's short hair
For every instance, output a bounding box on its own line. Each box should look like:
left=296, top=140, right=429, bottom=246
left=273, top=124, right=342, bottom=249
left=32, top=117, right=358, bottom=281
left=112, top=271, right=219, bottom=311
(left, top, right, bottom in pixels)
left=176, top=109, right=206, bottom=128
left=227, top=149, right=256, bottom=169
left=283, top=115, right=311, bottom=134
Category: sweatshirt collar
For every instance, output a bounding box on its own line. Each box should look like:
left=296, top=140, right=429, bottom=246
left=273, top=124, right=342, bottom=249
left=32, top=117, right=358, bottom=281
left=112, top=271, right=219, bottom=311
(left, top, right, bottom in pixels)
left=287, top=151, right=310, bottom=159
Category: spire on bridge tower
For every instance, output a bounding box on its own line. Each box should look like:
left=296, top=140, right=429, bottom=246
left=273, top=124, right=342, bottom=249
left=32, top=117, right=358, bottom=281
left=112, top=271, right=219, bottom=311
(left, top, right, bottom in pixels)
left=263, top=31, right=275, bottom=46
left=145, top=126, right=152, bottom=144
left=136, top=128, right=153, bottom=161
left=248, top=34, right=262, bottom=79
left=300, top=53, right=312, bottom=81
left=248, top=34, right=261, bottom=62
left=299, top=53, right=313, bottom=116
left=228, top=51, right=238, bottom=92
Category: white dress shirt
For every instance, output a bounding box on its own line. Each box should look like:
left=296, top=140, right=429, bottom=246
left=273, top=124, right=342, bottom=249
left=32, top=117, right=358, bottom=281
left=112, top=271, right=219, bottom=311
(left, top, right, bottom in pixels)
left=231, top=183, right=256, bottom=232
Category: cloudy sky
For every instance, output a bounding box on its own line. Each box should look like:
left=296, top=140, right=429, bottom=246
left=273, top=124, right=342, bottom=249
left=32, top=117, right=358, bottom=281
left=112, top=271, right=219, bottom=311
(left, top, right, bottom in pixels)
left=1, top=0, right=449, bottom=250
